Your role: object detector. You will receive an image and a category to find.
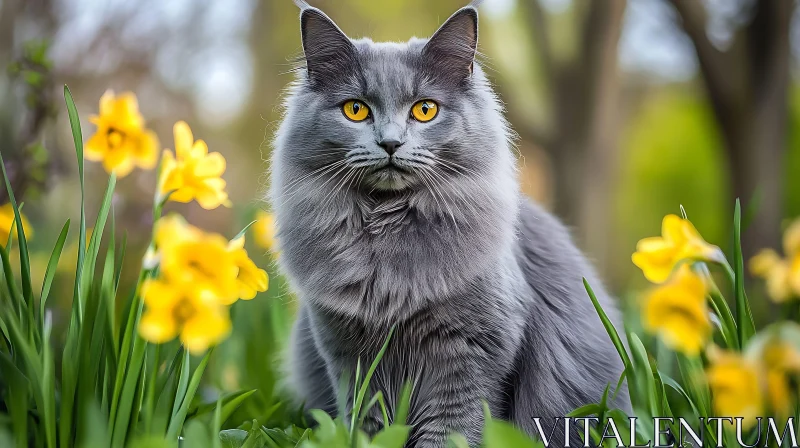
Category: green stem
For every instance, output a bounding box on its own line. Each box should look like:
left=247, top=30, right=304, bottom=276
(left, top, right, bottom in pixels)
left=722, top=260, right=736, bottom=287
left=143, top=343, right=160, bottom=434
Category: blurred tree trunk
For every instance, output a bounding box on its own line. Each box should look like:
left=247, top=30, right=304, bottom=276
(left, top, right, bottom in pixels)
left=519, top=0, right=627, bottom=268
left=668, top=0, right=793, bottom=258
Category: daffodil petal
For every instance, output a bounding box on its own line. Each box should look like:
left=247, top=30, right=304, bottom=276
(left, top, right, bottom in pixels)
left=142, top=278, right=182, bottom=310
left=173, top=121, right=194, bottom=160
left=139, top=309, right=178, bottom=344
left=195, top=152, right=226, bottom=177
left=190, top=139, right=209, bottom=159
left=134, top=129, right=159, bottom=169
left=85, top=132, right=110, bottom=161
left=180, top=309, right=231, bottom=354
left=98, top=90, right=115, bottom=117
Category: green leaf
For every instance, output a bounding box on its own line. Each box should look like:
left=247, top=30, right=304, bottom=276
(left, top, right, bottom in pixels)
left=483, top=415, right=542, bottom=448
left=233, top=220, right=258, bottom=242
left=110, top=335, right=147, bottom=448
left=189, top=389, right=258, bottom=425
left=0, top=153, right=33, bottom=312
left=64, top=85, right=87, bottom=320
left=219, top=430, right=249, bottom=448
left=707, top=288, right=738, bottom=350
left=446, top=434, right=470, bottom=448
left=629, top=333, right=658, bottom=420
left=353, top=326, right=395, bottom=429
left=733, top=199, right=756, bottom=346
left=184, top=419, right=213, bottom=448
left=167, top=350, right=213, bottom=440
left=126, top=436, right=176, bottom=448
left=39, top=220, right=70, bottom=316
left=371, top=425, right=410, bottom=448
left=173, top=349, right=192, bottom=420
left=0, top=351, right=30, bottom=448
left=393, top=382, right=412, bottom=427
left=583, top=279, right=632, bottom=372
left=213, top=396, right=224, bottom=448
left=566, top=403, right=602, bottom=418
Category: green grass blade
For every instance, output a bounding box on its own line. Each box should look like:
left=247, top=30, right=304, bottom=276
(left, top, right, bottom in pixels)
left=213, top=396, right=223, bottom=448
left=233, top=220, right=258, bottom=241
left=188, top=389, right=257, bottom=424
left=583, top=279, right=632, bottom=371
left=0, top=244, right=23, bottom=317
left=172, top=349, right=192, bottom=420
left=41, top=314, right=57, bottom=448
left=167, top=350, right=213, bottom=440
left=733, top=199, right=756, bottom=346
left=0, top=152, right=33, bottom=313
left=110, top=336, right=147, bottom=448
left=707, top=289, right=738, bottom=349
left=64, top=85, right=88, bottom=318
left=393, top=382, right=413, bottom=426
left=629, top=333, right=658, bottom=421
left=0, top=351, right=30, bottom=448
left=39, top=220, right=70, bottom=316
left=353, top=326, right=395, bottom=430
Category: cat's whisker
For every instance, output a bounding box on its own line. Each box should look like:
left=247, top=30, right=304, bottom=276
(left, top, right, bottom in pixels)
left=279, top=159, right=349, bottom=197
left=278, top=159, right=350, bottom=201
left=424, top=167, right=480, bottom=233
left=321, top=166, right=360, bottom=209
left=422, top=166, right=473, bottom=233
left=417, top=168, right=460, bottom=233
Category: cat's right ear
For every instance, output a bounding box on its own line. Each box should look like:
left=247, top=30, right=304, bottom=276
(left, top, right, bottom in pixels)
left=300, top=7, right=358, bottom=88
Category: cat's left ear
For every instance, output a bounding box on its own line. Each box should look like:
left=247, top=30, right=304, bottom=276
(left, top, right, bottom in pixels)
left=422, top=6, right=478, bottom=84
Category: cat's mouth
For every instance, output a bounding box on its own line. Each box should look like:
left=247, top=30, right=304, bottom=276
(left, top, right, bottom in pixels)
left=374, top=164, right=409, bottom=174
left=367, top=161, right=414, bottom=190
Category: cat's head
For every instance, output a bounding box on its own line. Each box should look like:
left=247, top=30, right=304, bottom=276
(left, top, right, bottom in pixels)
left=273, top=4, right=515, bottom=206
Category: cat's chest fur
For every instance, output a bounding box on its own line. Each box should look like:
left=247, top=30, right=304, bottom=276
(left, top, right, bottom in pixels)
left=280, top=192, right=519, bottom=322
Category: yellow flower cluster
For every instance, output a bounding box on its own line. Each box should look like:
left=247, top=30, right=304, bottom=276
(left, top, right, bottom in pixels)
left=749, top=219, right=800, bottom=302
left=0, top=203, right=32, bottom=246
left=633, top=214, right=721, bottom=355
left=641, top=265, right=711, bottom=356
left=85, top=91, right=159, bottom=177
left=253, top=210, right=278, bottom=253
left=139, top=215, right=268, bottom=353
left=632, top=214, right=725, bottom=284
left=159, top=121, right=231, bottom=210
left=83, top=90, right=271, bottom=353
left=86, top=93, right=229, bottom=211
left=707, top=341, right=800, bottom=427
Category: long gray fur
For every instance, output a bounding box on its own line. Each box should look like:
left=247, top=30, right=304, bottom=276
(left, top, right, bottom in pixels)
left=269, top=5, right=628, bottom=447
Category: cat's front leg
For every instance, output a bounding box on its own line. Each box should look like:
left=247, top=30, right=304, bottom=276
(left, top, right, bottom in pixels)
left=405, top=335, right=519, bottom=448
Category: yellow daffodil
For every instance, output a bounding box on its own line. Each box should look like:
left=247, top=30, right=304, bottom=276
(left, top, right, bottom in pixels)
left=85, top=90, right=159, bottom=177
left=750, top=218, right=800, bottom=302
left=253, top=210, right=277, bottom=252
left=642, top=265, right=711, bottom=356
left=140, top=215, right=270, bottom=352
left=760, top=340, right=800, bottom=417
left=228, top=236, right=268, bottom=300
left=0, top=203, right=32, bottom=246
left=159, top=121, right=230, bottom=210
left=154, top=215, right=239, bottom=305
left=138, top=278, right=231, bottom=354
left=633, top=214, right=725, bottom=283
left=706, top=347, right=763, bottom=428
left=750, top=249, right=794, bottom=302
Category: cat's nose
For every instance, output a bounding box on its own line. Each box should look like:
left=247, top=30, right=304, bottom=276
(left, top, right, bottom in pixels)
left=377, top=139, right=404, bottom=155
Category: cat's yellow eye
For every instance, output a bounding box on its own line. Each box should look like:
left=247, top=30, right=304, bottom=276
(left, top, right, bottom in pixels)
left=342, top=100, right=370, bottom=122
left=411, top=100, right=439, bottom=122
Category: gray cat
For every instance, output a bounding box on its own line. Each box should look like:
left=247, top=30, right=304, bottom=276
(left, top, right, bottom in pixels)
left=269, top=4, right=628, bottom=447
